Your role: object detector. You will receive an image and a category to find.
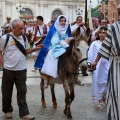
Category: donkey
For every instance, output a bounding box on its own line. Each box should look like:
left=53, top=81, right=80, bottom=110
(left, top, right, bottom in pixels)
left=73, top=26, right=89, bottom=75
left=78, top=40, right=89, bottom=73
left=40, top=39, right=83, bottom=119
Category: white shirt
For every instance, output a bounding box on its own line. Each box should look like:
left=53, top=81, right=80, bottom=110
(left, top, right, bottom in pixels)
left=33, top=24, right=49, bottom=37
left=71, top=23, right=86, bottom=36
left=26, top=26, right=34, bottom=34
left=3, top=22, right=12, bottom=28
left=0, top=34, right=29, bottom=70
left=0, top=27, right=2, bottom=36
left=91, top=28, right=99, bottom=42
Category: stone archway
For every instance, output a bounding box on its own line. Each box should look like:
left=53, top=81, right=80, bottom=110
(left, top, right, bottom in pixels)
left=52, top=9, right=63, bottom=16
left=20, top=8, right=34, bottom=21
left=51, top=9, right=63, bottom=20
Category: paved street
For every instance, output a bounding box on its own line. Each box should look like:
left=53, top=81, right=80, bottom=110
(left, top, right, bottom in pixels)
left=0, top=57, right=107, bottom=120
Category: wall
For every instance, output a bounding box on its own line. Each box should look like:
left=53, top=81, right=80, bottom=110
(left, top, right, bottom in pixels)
left=0, top=0, right=85, bottom=25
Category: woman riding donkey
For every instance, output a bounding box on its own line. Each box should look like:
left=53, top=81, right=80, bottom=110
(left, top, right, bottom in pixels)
left=34, top=15, right=72, bottom=89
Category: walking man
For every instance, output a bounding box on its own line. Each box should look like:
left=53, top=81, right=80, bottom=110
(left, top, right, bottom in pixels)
left=0, top=19, right=44, bottom=120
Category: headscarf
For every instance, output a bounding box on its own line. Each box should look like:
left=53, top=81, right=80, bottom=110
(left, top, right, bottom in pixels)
left=54, top=15, right=69, bottom=37
left=34, top=15, right=72, bottom=69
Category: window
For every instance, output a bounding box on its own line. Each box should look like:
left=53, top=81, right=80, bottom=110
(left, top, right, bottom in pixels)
left=52, top=10, right=63, bottom=16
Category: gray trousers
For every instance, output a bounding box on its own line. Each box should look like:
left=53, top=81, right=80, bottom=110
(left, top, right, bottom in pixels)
left=2, top=68, right=29, bottom=118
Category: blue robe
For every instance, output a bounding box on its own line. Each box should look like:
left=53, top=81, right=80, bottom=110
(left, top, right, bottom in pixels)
left=34, top=23, right=72, bottom=69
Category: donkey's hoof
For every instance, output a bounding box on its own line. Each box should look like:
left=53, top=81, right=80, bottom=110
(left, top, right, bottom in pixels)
left=41, top=101, right=46, bottom=108
left=42, top=103, right=46, bottom=108
left=53, top=104, right=57, bottom=108
left=63, top=109, right=67, bottom=115
left=67, top=115, right=72, bottom=119
left=67, top=117, right=72, bottom=120
left=53, top=100, right=57, bottom=108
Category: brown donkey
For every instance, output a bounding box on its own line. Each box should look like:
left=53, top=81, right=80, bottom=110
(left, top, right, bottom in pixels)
left=40, top=39, right=83, bottom=119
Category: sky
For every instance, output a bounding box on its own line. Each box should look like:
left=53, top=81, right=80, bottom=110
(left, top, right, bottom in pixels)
left=87, top=0, right=98, bottom=8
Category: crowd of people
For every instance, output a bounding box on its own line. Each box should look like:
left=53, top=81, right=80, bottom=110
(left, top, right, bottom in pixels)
left=0, top=3, right=120, bottom=120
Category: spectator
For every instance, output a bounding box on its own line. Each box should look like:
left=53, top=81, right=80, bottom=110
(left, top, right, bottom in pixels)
left=0, top=19, right=44, bottom=120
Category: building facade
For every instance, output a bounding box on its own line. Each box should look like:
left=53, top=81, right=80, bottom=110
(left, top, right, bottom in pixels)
left=101, top=0, right=120, bottom=24
left=0, top=0, right=85, bottom=25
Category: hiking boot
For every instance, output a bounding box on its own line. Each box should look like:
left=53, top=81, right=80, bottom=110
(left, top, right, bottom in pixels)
left=20, top=115, right=35, bottom=120
left=5, top=112, right=12, bottom=118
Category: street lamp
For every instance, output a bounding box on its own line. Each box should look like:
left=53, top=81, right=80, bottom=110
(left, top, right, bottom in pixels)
left=85, top=0, right=92, bottom=24
left=85, top=0, right=87, bottom=24
left=76, top=8, right=83, bottom=16
left=90, top=0, right=92, bottom=6
left=97, top=0, right=102, bottom=5
left=16, top=5, right=25, bottom=18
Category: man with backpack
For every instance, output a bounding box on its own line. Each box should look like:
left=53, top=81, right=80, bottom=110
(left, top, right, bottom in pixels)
left=0, top=19, right=44, bottom=120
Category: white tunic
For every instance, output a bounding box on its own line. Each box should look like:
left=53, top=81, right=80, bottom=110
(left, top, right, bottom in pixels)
left=32, top=24, right=49, bottom=56
left=87, top=40, right=109, bottom=102
left=0, top=34, right=29, bottom=70
left=41, top=31, right=69, bottom=78
left=71, top=23, right=86, bottom=36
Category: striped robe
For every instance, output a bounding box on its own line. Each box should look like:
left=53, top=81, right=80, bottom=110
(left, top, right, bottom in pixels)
left=98, top=21, right=120, bottom=120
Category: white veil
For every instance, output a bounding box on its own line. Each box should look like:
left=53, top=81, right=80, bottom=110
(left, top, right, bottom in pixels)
left=54, top=15, right=69, bottom=37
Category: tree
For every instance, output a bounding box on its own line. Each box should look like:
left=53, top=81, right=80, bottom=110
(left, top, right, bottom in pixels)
left=91, top=5, right=101, bottom=20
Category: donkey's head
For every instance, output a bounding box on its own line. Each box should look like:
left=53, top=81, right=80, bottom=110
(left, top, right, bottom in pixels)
left=77, top=39, right=89, bottom=72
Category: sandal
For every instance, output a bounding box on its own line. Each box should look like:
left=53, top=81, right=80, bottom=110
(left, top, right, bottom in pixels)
left=96, top=102, right=105, bottom=110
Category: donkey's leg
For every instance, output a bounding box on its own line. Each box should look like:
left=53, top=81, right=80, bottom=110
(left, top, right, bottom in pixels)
left=70, top=82, right=75, bottom=103
left=40, top=78, right=46, bottom=108
left=66, top=82, right=75, bottom=119
left=67, top=82, right=75, bottom=118
left=63, top=80, right=72, bottom=119
left=50, top=84, right=57, bottom=108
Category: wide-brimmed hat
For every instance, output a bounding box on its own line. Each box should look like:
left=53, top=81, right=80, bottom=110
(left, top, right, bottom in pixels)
left=116, top=4, right=120, bottom=10
left=6, top=16, right=11, bottom=19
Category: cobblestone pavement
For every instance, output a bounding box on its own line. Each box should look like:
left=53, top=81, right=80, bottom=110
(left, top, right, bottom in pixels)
left=0, top=57, right=107, bottom=120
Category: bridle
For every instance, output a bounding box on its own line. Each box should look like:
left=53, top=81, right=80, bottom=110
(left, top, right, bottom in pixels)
left=79, top=58, right=87, bottom=65
left=72, top=44, right=87, bottom=65
left=64, top=43, right=87, bottom=75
